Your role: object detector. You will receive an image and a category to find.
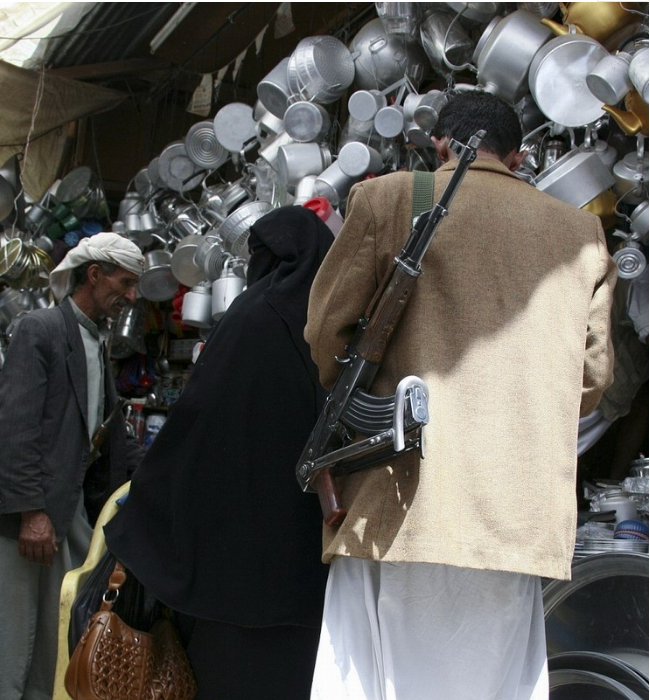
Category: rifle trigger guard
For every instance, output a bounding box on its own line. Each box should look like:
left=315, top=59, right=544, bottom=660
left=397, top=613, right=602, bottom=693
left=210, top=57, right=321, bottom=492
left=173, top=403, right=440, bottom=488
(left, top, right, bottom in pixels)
left=393, top=376, right=429, bottom=452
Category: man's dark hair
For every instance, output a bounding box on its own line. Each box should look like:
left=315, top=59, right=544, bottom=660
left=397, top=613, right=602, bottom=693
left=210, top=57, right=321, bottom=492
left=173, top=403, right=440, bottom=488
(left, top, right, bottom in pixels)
left=70, top=260, right=119, bottom=292
left=433, top=91, right=523, bottom=159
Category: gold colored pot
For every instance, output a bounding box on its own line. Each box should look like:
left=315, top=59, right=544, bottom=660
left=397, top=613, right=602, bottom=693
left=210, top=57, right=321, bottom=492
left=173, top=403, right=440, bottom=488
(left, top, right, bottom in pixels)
left=541, top=2, right=640, bottom=44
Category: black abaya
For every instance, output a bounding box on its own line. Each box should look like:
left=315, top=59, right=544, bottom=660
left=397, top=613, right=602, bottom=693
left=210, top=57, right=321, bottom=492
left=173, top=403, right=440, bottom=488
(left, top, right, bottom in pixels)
left=104, top=207, right=334, bottom=697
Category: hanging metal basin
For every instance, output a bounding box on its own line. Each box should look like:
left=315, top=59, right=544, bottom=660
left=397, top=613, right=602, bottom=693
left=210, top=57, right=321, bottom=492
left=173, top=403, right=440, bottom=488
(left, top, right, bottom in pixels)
left=287, top=36, right=355, bottom=104
left=217, top=201, right=273, bottom=260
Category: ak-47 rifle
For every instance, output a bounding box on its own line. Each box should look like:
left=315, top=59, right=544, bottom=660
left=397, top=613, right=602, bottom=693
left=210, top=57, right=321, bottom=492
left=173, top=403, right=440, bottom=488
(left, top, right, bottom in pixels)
left=296, top=130, right=485, bottom=526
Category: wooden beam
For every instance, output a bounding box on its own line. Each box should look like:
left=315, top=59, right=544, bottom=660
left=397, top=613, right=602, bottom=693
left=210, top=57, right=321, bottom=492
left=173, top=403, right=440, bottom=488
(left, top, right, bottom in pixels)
left=48, top=57, right=173, bottom=82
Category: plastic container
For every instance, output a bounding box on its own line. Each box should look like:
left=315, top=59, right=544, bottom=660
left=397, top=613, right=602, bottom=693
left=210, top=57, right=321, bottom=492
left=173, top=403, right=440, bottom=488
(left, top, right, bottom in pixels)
left=302, top=197, right=344, bottom=237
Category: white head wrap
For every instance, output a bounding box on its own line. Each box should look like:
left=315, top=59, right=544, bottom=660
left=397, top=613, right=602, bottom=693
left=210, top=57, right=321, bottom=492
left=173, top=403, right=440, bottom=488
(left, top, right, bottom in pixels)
left=49, top=232, right=145, bottom=302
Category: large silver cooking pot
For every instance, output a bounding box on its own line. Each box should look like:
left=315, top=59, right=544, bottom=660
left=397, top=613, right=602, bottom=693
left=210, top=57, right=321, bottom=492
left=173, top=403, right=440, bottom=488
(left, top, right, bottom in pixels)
left=257, top=57, right=292, bottom=119
left=473, top=9, right=554, bottom=105
left=137, top=250, right=178, bottom=302
left=549, top=652, right=649, bottom=698
left=419, top=8, right=474, bottom=78
left=534, top=147, right=616, bottom=209
left=543, top=552, right=648, bottom=669
left=350, top=18, right=427, bottom=91
left=287, top=36, right=355, bottom=105
left=548, top=668, right=645, bottom=699
left=528, top=33, right=610, bottom=127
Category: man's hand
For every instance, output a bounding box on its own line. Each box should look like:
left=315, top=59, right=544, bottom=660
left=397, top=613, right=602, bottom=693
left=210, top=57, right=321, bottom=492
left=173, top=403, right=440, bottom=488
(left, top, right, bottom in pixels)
left=18, top=510, right=58, bottom=566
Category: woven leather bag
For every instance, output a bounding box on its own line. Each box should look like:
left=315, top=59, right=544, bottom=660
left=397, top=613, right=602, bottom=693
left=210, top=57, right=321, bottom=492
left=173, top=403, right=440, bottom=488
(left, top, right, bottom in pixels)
left=65, top=562, right=197, bottom=700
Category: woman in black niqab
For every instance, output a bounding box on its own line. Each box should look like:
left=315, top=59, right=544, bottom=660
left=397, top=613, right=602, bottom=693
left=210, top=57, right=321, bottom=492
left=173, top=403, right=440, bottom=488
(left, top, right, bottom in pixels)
left=104, top=206, right=334, bottom=699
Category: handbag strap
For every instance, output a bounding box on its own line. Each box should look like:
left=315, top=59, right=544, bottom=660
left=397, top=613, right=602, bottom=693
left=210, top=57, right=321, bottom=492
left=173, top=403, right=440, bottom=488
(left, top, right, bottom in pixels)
left=99, top=561, right=127, bottom=612
left=411, top=170, right=435, bottom=219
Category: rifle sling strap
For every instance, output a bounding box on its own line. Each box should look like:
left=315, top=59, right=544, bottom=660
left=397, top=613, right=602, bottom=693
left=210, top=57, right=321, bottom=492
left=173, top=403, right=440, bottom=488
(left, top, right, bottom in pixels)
left=411, top=170, right=435, bottom=219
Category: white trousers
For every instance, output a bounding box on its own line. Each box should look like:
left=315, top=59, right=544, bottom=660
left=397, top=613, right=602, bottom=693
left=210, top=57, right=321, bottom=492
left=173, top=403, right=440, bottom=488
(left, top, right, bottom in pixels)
left=311, top=557, right=549, bottom=700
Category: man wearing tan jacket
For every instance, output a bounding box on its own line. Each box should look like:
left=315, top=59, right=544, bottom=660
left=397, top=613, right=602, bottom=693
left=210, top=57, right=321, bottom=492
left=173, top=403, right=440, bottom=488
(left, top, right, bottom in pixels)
left=305, top=93, right=616, bottom=700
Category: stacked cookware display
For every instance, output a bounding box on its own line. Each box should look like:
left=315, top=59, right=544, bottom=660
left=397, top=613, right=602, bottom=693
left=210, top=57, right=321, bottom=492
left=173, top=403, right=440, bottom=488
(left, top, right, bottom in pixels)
left=2, top=2, right=648, bottom=339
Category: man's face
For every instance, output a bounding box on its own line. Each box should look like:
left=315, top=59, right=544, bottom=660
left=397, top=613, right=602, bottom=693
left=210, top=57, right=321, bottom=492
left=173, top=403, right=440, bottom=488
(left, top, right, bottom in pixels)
left=89, top=265, right=139, bottom=320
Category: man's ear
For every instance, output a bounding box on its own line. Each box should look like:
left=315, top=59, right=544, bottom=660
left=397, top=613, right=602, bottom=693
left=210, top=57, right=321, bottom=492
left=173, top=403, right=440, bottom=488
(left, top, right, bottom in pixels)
left=431, top=136, right=450, bottom=163
left=86, top=263, right=102, bottom=285
left=506, top=149, right=527, bottom=172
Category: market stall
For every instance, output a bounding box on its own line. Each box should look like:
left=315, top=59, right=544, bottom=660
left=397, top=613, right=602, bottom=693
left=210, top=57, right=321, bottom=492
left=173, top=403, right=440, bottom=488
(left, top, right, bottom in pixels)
left=0, top=3, right=647, bottom=695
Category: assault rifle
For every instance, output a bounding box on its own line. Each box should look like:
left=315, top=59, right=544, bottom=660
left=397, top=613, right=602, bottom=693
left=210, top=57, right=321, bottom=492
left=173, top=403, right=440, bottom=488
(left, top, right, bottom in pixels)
left=296, top=130, right=485, bottom=526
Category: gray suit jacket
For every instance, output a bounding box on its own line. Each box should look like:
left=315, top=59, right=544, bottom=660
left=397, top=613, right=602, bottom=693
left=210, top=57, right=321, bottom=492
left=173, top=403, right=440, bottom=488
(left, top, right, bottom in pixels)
left=0, top=298, right=142, bottom=541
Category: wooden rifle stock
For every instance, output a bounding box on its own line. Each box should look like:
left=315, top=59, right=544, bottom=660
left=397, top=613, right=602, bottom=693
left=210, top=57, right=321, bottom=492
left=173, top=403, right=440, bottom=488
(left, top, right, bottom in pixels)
left=313, top=265, right=420, bottom=524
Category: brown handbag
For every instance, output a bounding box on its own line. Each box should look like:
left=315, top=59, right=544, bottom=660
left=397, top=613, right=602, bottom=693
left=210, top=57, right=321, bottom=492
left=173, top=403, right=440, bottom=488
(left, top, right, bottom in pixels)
left=64, top=561, right=197, bottom=700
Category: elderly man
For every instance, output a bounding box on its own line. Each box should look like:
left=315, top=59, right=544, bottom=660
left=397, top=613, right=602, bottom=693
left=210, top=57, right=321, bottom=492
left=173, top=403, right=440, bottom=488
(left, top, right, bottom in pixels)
left=0, top=232, right=145, bottom=700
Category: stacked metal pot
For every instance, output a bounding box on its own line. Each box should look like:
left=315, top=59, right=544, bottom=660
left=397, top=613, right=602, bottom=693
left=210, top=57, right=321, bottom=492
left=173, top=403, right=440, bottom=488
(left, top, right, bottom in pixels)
left=2, top=2, right=648, bottom=339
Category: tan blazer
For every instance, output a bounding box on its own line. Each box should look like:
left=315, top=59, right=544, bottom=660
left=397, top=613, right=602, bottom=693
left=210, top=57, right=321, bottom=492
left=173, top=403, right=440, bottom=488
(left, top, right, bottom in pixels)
left=305, top=160, right=616, bottom=581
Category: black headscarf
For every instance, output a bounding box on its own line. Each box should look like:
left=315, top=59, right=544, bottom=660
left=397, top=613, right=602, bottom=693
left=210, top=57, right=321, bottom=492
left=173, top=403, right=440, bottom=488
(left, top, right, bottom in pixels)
left=105, top=206, right=333, bottom=627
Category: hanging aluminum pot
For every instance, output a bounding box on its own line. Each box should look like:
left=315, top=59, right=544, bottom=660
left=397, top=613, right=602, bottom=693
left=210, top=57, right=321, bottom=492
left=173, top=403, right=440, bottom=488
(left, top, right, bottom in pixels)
left=254, top=101, right=285, bottom=146
left=287, top=36, right=355, bottom=105
left=419, top=7, right=475, bottom=78
left=413, top=90, right=449, bottom=131
left=350, top=19, right=427, bottom=91
left=134, top=168, right=158, bottom=199
left=586, top=52, right=633, bottom=105
left=118, top=192, right=146, bottom=220
left=337, top=142, right=383, bottom=178
left=375, top=2, right=421, bottom=41
left=472, top=9, right=554, bottom=105
left=612, top=150, right=649, bottom=205
left=629, top=47, right=649, bottom=104
left=257, top=57, right=292, bottom=119
left=374, top=104, right=405, bottom=138
left=283, top=101, right=331, bottom=143
left=528, top=33, right=610, bottom=127
left=348, top=89, right=387, bottom=122
left=445, top=2, right=503, bottom=26
left=533, top=147, right=616, bottom=208
left=137, top=250, right=178, bottom=302
left=211, top=262, right=246, bottom=320
left=277, top=143, right=332, bottom=187
left=314, top=161, right=356, bottom=207
left=181, top=284, right=213, bottom=329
